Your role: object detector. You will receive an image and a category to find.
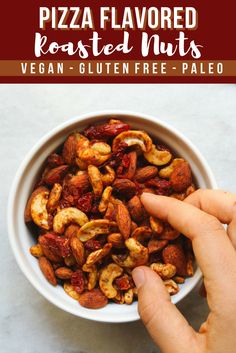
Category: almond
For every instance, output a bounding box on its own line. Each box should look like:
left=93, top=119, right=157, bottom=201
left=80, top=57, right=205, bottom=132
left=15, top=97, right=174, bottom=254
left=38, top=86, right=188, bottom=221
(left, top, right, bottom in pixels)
left=115, top=202, right=131, bottom=239
left=170, top=161, right=192, bottom=192
left=107, top=233, right=124, bottom=248
left=43, top=165, right=69, bottom=185
left=66, top=172, right=90, bottom=191
left=55, top=267, right=74, bottom=280
left=135, top=166, right=158, bottom=182
left=64, top=224, right=81, bottom=239
left=39, top=256, right=57, bottom=286
left=148, top=239, right=168, bottom=254
left=70, top=236, right=85, bottom=266
left=127, top=196, right=144, bottom=222
left=113, top=178, right=136, bottom=199
left=78, top=288, right=108, bottom=309
left=62, top=134, right=77, bottom=165
left=162, top=244, right=187, bottom=276
left=38, top=235, right=62, bottom=263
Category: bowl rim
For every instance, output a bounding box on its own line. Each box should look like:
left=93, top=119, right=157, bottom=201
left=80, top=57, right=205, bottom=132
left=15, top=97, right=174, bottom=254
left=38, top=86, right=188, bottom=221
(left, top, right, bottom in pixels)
left=7, top=110, right=217, bottom=323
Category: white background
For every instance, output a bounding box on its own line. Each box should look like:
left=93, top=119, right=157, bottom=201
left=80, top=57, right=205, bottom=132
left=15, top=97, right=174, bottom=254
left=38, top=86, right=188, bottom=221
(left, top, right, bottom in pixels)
left=1, top=84, right=236, bottom=353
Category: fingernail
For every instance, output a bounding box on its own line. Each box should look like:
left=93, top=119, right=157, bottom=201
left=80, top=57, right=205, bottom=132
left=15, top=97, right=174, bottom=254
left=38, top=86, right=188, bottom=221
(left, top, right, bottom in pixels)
left=132, top=268, right=145, bottom=288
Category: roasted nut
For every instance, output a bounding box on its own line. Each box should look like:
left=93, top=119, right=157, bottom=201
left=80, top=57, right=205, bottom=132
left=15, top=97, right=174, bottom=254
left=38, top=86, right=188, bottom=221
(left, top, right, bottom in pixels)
left=107, top=233, right=124, bottom=248
left=144, top=145, right=172, bottom=166
left=115, top=202, right=131, bottom=239
left=159, top=158, right=184, bottom=179
left=70, top=236, right=85, bottom=266
left=127, top=196, right=144, bottom=222
left=79, top=147, right=110, bottom=167
left=135, top=166, right=158, bottom=182
left=82, top=264, right=98, bottom=290
left=113, top=291, right=125, bottom=304
left=186, top=253, right=194, bottom=277
left=162, top=244, right=187, bottom=276
left=119, top=151, right=137, bottom=179
left=170, top=161, right=192, bottom=192
left=64, top=224, right=81, bottom=239
left=55, top=267, right=73, bottom=280
left=67, top=172, right=90, bottom=191
left=63, top=281, right=81, bottom=300
left=150, top=262, right=176, bottom=280
left=86, top=243, right=112, bottom=266
left=112, top=238, right=148, bottom=268
left=53, top=207, right=88, bottom=234
left=64, top=254, right=76, bottom=267
left=78, top=289, right=108, bottom=309
left=99, top=186, right=112, bottom=213
left=30, top=244, right=44, bottom=258
left=148, top=239, right=168, bottom=254
left=38, top=235, right=62, bottom=263
left=78, top=219, right=117, bottom=242
left=30, top=189, right=51, bottom=230
left=160, top=223, right=180, bottom=240
left=39, top=256, right=57, bottom=286
left=90, top=141, right=111, bottom=155
left=25, top=186, right=49, bottom=223
left=164, top=279, right=179, bottom=295
left=43, top=165, right=69, bottom=185
left=104, top=202, right=116, bottom=221
left=113, top=130, right=152, bottom=153
left=131, top=226, right=152, bottom=243
left=88, top=165, right=103, bottom=197
left=101, top=165, right=116, bottom=186
left=99, top=263, right=123, bottom=298
left=173, top=276, right=185, bottom=284
left=124, top=289, right=134, bottom=304
left=113, top=178, right=136, bottom=199
left=150, top=216, right=164, bottom=234
left=47, top=183, right=62, bottom=213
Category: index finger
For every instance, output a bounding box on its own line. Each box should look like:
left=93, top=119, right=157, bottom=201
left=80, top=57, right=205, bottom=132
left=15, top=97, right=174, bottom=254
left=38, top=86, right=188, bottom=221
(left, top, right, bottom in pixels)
left=141, top=193, right=236, bottom=307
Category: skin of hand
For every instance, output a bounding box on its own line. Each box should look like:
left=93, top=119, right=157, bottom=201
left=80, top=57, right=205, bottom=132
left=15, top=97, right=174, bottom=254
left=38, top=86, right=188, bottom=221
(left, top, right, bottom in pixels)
left=132, top=190, right=236, bottom=353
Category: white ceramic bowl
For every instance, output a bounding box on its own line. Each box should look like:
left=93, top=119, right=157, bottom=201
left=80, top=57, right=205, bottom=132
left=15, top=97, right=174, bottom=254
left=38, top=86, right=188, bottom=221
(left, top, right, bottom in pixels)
left=7, top=111, right=217, bottom=323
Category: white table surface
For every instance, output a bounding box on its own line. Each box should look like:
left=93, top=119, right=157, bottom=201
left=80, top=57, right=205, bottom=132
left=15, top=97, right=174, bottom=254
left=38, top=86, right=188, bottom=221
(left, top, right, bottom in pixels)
left=1, top=84, right=236, bottom=353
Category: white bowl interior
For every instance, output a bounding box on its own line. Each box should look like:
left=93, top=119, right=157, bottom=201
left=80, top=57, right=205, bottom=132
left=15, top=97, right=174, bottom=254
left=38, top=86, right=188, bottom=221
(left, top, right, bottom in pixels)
left=8, top=111, right=217, bottom=323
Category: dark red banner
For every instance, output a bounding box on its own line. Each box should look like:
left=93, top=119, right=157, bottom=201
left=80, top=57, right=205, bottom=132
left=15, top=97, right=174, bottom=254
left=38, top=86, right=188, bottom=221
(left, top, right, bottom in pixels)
left=0, top=1, right=235, bottom=83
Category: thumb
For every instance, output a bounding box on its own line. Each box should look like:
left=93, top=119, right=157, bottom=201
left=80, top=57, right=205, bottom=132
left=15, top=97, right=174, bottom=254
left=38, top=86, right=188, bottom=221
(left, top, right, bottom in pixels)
left=132, top=266, right=198, bottom=353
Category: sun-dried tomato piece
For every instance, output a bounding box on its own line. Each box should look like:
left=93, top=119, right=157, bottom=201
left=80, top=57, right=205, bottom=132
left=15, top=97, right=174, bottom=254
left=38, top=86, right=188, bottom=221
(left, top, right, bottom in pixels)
left=84, top=123, right=130, bottom=140
left=115, top=275, right=131, bottom=291
left=108, top=142, right=128, bottom=168
left=43, top=233, right=71, bottom=258
left=47, top=153, right=65, bottom=167
left=71, top=270, right=85, bottom=293
left=77, top=192, right=93, bottom=213
left=84, top=239, right=102, bottom=251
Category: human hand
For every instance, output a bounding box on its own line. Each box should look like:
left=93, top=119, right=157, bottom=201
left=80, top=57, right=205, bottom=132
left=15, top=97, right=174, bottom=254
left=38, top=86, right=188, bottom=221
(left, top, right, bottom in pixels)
left=132, top=190, right=236, bottom=353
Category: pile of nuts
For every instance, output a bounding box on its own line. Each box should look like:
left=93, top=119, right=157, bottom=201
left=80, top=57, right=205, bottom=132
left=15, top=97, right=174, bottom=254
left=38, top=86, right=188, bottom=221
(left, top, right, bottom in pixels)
left=25, top=119, right=196, bottom=309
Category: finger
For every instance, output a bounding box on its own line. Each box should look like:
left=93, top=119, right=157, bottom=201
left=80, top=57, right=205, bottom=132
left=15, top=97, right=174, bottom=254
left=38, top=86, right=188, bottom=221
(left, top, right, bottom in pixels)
left=132, top=266, right=199, bottom=353
left=141, top=193, right=236, bottom=305
left=185, top=189, right=236, bottom=224
left=185, top=189, right=236, bottom=249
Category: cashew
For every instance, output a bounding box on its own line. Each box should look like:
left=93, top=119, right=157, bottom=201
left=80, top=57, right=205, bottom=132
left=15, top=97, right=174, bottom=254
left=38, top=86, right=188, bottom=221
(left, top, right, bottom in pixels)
left=79, top=147, right=110, bottom=167
left=53, top=207, right=88, bottom=234
left=150, top=262, right=176, bottom=280
left=87, top=165, right=103, bottom=197
left=82, top=264, right=98, bottom=290
left=112, top=238, right=148, bottom=268
left=75, top=133, right=90, bottom=169
left=112, top=130, right=152, bottom=153
left=78, top=219, right=117, bottom=242
left=30, top=189, right=51, bottom=230
left=47, top=183, right=62, bottom=213
left=90, top=141, right=111, bottom=155
left=144, top=144, right=172, bottom=166
left=164, top=279, right=179, bottom=295
left=150, top=217, right=164, bottom=234
left=63, top=281, right=81, bottom=300
left=124, top=289, right=134, bottom=304
left=99, top=186, right=112, bottom=213
left=131, top=226, right=152, bottom=243
left=101, top=165, right=116, bottom=186
left=99, top=263, right=123, bottom=298
left=30, top=244, right=43, bottom=258
left=159, top=158, right=184, bottom=178
left=86, top=243, right=112, bottom=266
